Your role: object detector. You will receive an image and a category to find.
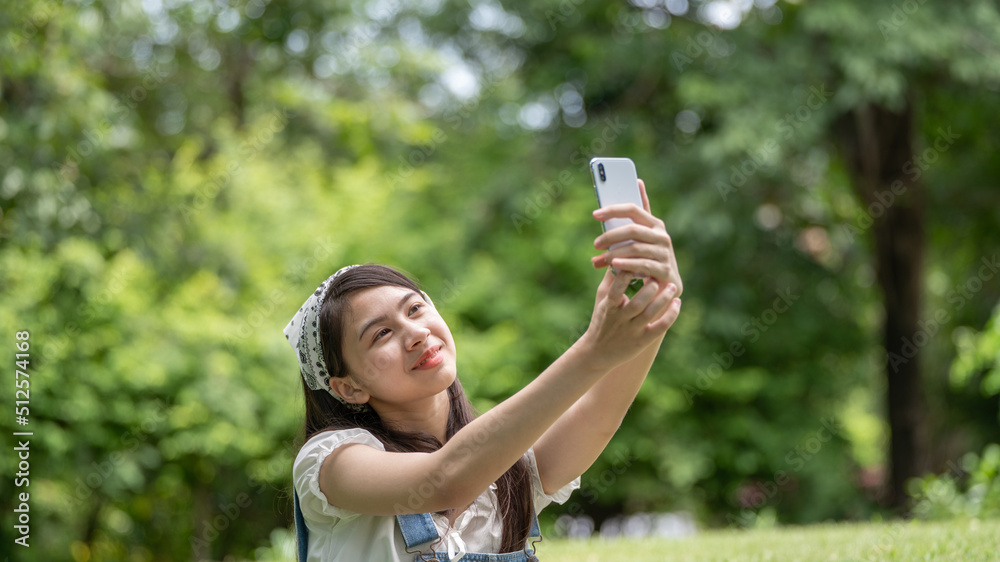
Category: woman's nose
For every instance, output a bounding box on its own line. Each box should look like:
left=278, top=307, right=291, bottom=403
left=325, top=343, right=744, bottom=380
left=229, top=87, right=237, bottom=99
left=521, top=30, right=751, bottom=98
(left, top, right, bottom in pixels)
left=405, top=324, right=431, bottom=350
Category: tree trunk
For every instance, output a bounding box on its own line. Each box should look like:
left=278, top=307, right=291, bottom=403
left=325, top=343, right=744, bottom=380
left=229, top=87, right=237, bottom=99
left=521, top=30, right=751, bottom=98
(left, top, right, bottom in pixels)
left=835, top=98, right=927, bottom=511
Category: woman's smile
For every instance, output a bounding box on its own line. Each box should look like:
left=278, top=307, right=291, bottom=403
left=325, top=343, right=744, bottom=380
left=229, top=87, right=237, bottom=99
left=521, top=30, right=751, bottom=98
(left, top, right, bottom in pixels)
left=412, top=345, right=444, bottom=370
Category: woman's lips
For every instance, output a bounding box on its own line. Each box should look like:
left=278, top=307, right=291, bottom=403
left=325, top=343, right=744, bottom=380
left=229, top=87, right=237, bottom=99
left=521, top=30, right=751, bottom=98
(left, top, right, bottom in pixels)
left=412, top=346, right=443, bottom=370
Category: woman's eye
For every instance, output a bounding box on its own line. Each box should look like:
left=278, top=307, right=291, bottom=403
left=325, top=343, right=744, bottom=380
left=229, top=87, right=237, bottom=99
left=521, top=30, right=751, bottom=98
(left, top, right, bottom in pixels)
left=373, top=328, right=390, bottom=341
left=409, top=303, right=423, bottom=316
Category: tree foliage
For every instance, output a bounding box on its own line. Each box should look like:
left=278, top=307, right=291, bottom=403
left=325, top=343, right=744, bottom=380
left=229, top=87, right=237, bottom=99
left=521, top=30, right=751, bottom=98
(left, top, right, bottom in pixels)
left=1, top=0, right=998, bottom=559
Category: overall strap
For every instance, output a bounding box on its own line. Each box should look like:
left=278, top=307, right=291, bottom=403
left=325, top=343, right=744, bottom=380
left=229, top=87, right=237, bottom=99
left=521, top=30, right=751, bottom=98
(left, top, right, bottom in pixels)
left=528, top=513, right=541, bottom=540
left=396, top=511, right=543, bottom=556
left=396, top=512, right=440, bottom=549
left=524, top=512, right=542, bottom=559
left=293, top=490, right=309, bottom=561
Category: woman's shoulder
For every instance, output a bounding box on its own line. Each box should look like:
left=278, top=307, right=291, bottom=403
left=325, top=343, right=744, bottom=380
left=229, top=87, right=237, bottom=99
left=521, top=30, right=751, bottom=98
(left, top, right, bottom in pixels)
left=292, top=428, right=389, bottom=522
left=303, top=427, right=381, bottom=445
left=297, top=427, right=386, bottom=459
left=293, top=428, right=388, bottom=479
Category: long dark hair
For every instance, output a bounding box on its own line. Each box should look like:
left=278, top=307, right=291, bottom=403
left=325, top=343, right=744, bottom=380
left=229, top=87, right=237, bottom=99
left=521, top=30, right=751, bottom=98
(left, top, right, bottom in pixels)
left=298, top=263, right=534, bottom=553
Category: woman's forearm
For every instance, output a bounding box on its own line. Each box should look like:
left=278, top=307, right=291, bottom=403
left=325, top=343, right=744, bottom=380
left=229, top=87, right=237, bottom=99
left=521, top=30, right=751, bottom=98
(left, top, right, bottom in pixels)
left=533, top=331, right=666, bottom=493
left=432, top=271, right=676, bottom=508
left=432, top=338, right=612, bottom=507
left=582, top=331, right=665, bottom=429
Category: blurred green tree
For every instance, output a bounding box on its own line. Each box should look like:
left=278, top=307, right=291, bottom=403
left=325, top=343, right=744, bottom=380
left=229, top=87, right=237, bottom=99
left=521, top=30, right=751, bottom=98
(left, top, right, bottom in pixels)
left=477, top=0, right=1000, bottom=512
left=2, top=0, right=999, bottom=560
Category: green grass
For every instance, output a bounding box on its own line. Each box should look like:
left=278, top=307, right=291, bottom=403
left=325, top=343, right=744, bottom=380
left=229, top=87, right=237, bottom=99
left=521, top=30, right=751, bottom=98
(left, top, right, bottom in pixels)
left=535, top=519, right=1000, bottom=561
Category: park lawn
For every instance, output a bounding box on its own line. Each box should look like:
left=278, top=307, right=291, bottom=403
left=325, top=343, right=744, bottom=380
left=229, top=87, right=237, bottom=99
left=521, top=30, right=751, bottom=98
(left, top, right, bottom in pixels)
left=535, top=518, right=1000, bottom=561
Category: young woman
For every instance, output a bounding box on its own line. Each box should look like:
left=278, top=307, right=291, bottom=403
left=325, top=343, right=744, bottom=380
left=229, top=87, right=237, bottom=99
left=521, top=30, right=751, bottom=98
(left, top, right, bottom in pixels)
left=285, top=181, right=682, bottom=561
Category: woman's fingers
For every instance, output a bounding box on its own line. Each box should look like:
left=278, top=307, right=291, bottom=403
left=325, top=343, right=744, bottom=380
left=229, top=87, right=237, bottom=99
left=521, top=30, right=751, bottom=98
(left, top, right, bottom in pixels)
left=638, top=178, right=651, bottom=214
left=593, top=250, right=680, bottom=293
left=593, top=227, right=682, bottom=297
left=596, top=266, right=617, bottom=297
left=629, top=281, right=678, bottom=318
left=622, top=279, right=659, bottom=318
left=602, top=240, right=670, bottom=264
left=594, top=223, right=671, bottom=251
left=646, top=283, right=680, bottom=320
left=609, top=257, right=675, bottom=281
left=606, top=269, right=633, bottom=305
left=647, top=297, right=682, bottom=333
left=587, top=274, right=681, bottom=368
left=592, top=203, right=663, bottom=231
left=592, top=228, right=673, bottom=272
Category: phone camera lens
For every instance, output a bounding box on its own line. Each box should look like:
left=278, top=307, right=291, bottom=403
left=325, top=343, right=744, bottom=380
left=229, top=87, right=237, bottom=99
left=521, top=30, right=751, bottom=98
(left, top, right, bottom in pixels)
left=598, top=164, right=606, bottom=181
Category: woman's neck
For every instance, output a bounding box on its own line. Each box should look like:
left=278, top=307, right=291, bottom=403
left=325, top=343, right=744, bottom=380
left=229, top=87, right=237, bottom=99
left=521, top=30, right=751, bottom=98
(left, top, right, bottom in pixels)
left=372, top=390, right=451, bottom=444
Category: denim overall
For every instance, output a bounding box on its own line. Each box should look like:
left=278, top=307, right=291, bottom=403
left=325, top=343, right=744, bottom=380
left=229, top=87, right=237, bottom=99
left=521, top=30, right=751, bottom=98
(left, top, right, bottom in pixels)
left=294, top=491, right=542, bottom=561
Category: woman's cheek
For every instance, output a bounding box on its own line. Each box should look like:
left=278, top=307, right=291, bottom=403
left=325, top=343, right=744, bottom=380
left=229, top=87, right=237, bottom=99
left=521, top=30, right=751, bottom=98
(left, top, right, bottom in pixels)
left=434, top=318, right=455, bottom=345
left=366, top=351, right=394, bottom=378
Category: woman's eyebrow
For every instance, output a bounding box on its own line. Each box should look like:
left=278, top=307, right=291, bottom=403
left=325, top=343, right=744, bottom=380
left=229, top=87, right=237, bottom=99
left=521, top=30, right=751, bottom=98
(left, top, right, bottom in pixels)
left=357, top=291, right=420, bottom=341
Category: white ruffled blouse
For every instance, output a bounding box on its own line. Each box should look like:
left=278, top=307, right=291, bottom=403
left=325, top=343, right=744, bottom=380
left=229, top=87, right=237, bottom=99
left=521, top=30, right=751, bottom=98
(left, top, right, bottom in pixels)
left=292, top=428, right=580, bottom=562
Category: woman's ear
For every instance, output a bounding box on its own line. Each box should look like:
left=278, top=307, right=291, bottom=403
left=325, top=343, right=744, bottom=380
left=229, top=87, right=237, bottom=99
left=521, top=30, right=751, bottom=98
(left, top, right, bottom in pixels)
left=329, top=377, right=370, bottom=405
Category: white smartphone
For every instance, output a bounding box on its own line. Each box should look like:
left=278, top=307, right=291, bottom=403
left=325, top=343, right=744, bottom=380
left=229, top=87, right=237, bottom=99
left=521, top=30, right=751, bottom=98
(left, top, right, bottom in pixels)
left=589, top=157, right=643, bottom=250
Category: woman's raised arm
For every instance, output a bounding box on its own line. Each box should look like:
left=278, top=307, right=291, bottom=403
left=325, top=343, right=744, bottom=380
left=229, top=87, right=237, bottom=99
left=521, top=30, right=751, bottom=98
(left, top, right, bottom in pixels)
left=533, top=180, right=684, bottom=493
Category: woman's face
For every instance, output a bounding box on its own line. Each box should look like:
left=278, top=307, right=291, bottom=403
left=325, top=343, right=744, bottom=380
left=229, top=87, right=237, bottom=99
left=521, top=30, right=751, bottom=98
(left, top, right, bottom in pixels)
left=337, top=285, right=457, bottom=409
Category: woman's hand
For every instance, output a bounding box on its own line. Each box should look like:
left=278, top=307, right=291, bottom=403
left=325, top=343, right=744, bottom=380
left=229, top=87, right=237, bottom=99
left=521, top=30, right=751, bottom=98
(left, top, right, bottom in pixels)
left=580, top=269, right=678, bottom=369
left=580, top=179, right=682, bottom=369
left=591, top=179, right=683, bottom=295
